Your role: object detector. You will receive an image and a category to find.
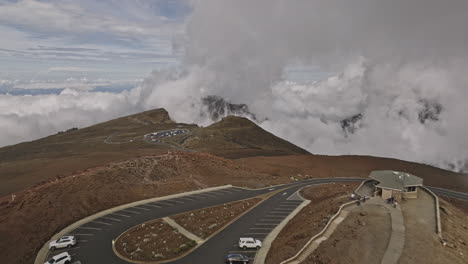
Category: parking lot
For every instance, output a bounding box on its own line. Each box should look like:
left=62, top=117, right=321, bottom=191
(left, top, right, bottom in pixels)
left=143, top=129, right=189, bottom=143
left=41, top=178, right=364, bottom=264
left=44, top=187, right=261, bottom=264
left=227, top=199, right=304, bottom=261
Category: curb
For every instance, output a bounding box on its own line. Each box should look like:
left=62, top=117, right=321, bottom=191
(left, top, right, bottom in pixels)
left=34, top=185, right=232, bottom=264
left=235, top=177, right=366, bottom=191
left=421, top=186, right=442, bottom=237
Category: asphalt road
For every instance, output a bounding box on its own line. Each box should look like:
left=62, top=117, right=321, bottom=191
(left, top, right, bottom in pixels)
left=44, top=178, right=468, bottom=264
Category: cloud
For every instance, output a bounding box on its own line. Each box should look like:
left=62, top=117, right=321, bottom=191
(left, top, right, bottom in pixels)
left=1, top=0, right=467, bottom=173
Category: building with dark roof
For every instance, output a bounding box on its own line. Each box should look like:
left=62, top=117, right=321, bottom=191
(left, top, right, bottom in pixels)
left=369, top=170, right=423, bottom=200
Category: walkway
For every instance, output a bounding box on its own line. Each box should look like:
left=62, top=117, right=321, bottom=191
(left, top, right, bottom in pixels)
left=163, top=217, right=204, bottom=244
left=365, top=198, right=406, bottom=264
left=281, top=197, right=405, bottom=264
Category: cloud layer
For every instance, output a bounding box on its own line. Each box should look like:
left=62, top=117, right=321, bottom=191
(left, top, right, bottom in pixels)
left=1, top=0, right=467, bottom=172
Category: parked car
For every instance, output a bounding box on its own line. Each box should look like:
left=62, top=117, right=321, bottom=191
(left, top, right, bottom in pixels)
left=225, top=253, right=250, bottom=264
left=238, top=237, right=262, bottom=249
left=44, top=252, right=72, bottom=264
left=49, top=236, right=77, bottom=250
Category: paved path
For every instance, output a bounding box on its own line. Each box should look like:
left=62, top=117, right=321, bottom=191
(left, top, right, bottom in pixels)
left=366, top=198, right=405, bottom=264
left=163, top=217, right=204, bottom=244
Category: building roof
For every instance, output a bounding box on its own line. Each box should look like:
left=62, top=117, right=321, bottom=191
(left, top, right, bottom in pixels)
left=369, top=170, right=423, bottom=191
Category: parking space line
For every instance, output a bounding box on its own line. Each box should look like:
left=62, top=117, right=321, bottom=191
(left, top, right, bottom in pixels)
left=132, top=206, right=150, bottom=211
left=282, top=201, right=301, bottom=204
left=91, top=220, right=111, bottom=226
left=268, top=212, right=290, bottom=215
left=167, top=199, right=184, bottom=204
left=154, top=201, right=176, bottom=206
left=265, top=215, right=284, bottom=218
left=101, top=216, right=122, bottom=222
left=176, top=196, right=199, bottom=201
left=138, top=204, right=159, bottom=209
left=121, top=209, right=141, bottom=214
left=255, top=223, right=277, bottom=226
left=142, top=203, right=162, bottom=209
left=110, top=212, right=131, bottom=218
left=250, top=227, right=272, bottom=230
left=194, top=193, right=219, bottom=198
left=77, top=226, right=102, bottom=231
left=259, top=220, right=281, bottom=223
left=212, top=189, right=235, bottom=194
left=272, top=208, right=293, bottom=211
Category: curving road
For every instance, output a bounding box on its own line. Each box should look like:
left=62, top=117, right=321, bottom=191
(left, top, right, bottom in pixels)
left=41, top=178, right=468, bottom=264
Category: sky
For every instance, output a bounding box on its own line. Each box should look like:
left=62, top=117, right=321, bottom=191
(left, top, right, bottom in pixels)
left=1, top=0, right=467, bottom=173
left=0, top=0, right=189, bottom=82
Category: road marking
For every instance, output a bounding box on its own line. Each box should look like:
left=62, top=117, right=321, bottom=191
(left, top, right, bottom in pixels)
left=250, top=227, right=272, bottom=230
left=155, top=201, right=176, bottom=206
left=70, top=233, right=95, bottom=236
left=259, top=219, right=281, bottom=223
left=176, top=196, right=199, bottom=201
left=121, top=209, right=141, bottom=214
left=255, top=223, right=277, bottom=226
left=213, top=189, right=235, bottom=194
left=77, top=226, right=101, bottom=231
left=282, top=201, right=301, bottom=204
left=265, top=216, right=284, bottom=219
left=272, top=208, right=293, bottom=211
left=167, top=199, right=184, bottom=204
left=142, top=203, right=162, bottom=208
left=132, top=206, right=150, bottom=211
left=101, top=216, right=122, bottom=222
left=268, top=212, right=290, bottom=215
left=91, top=220, right=111, bottom=226
left=110, top=212, right=131, bottom=218
left=244, top=232, right=269, bottom=235
left=138, top=204, right=156, bottom=211
left=278, top=205, right=298, bottom=208
left=194, top=193, right=219, bottom=198
left=282, top=192, right=288, bottom=195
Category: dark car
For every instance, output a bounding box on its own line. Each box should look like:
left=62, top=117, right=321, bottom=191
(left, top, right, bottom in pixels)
left=225, top=253, right=249, bottom=264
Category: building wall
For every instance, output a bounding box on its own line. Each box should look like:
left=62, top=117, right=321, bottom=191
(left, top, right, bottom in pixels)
left=402, top=189, right=418, bottom=199
left=380, top=188, right=402, bottom=200
left=381, top=188, right=393, bottom=200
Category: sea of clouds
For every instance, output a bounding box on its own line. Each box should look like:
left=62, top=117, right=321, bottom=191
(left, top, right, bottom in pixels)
left=1, top=0, right=467, bottom=172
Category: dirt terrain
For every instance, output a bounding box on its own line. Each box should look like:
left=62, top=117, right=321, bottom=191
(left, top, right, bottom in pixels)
left=266, top=183, right=359, bottom=263
left=115, top=219, right=196, bottom=262
left=172, top=197, right=261, bottom=239
left=306, top=205, right=391, bottom=264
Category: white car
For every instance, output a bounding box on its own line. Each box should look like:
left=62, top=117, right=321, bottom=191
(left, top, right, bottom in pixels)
left=44, top=252, right=72, bottom=264
left=238, top=237, right=262, bottom=249
left=49, top=236, right=77, bottom=250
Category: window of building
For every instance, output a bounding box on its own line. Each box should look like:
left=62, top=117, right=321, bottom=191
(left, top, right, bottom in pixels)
left=405, top=186, right=416, bottom=192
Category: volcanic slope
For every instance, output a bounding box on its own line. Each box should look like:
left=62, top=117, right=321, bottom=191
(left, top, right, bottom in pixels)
left=0, top=108, right=308, bottom=195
